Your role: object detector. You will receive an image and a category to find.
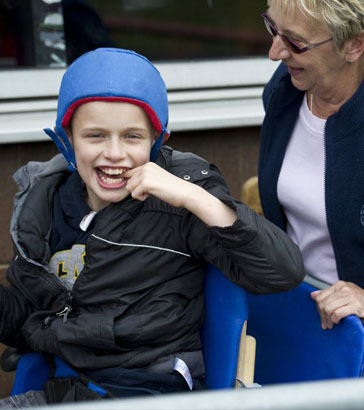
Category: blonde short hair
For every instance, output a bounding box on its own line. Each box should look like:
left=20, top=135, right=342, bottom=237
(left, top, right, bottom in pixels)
left=269, top=0, right=364, bottom=50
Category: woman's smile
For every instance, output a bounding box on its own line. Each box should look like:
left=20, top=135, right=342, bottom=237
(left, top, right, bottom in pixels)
left=287, top=65, right=304, bottom=78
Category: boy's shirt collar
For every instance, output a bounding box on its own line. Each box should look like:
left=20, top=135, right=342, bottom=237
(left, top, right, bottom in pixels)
left=50, top=172, right=94, bottom=255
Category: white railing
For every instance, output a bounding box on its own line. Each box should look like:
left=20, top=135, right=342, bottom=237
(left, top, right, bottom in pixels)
left=34, top=378, right=364, bottom=410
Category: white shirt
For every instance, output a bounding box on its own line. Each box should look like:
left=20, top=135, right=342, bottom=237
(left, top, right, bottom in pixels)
left=277, top=94, right=339, bottom=284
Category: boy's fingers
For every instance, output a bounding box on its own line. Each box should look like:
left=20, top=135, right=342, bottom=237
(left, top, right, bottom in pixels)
left=127, top=180, right=151, bottom=202
left=131, top=191, right=149, bottom=201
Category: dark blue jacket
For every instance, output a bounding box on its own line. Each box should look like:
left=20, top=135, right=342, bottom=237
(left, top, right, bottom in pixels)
left=259, top=63, right=364, bottom=288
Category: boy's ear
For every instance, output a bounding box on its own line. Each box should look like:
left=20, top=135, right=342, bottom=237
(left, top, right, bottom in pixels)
left=63, top=126, right=73, bottom=144
left=344, top=30, right=364, bottom=62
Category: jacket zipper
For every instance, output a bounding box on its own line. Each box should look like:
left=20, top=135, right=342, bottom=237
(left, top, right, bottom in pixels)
left=42, top=293, right=73, bottom=329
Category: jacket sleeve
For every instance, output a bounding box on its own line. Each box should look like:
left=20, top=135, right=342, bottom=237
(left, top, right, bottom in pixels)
left=183, top=163, right=305, bottom=294
left=0, top=264, right=35, bottom=347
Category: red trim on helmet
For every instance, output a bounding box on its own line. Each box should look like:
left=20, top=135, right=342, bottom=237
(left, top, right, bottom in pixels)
left=61, top=97, right=163, bottom=132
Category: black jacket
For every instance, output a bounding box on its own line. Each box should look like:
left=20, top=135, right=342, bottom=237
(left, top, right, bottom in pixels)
left=3, top=146, right=304, bottom=371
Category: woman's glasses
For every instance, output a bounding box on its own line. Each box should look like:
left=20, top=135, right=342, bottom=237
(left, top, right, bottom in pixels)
left=261, top=12, right=333, bottom=54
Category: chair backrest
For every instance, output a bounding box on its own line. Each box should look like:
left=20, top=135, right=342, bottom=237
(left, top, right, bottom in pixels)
left=247, top=282, right=364, bottom=385
left=201, top=264, right=249, bottom=389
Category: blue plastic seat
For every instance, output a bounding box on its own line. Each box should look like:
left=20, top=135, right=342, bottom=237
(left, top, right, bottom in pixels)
left=201, top=264, right=250, bottom=389
left=247, top=281, right=364, bottom=385
left=11, top=352, right=49, bottom=396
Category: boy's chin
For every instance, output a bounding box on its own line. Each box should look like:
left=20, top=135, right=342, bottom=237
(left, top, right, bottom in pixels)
left=102, top=189, right=130, bottom=205
left=89, top=188, right=131, bottom=211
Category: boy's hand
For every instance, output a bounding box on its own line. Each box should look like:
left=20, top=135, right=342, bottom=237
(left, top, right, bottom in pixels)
left=311, top=281, right=364, bottom=329
left=124, top=162, right=237, bottom=227
left=124, top=162, right=193, bottom=208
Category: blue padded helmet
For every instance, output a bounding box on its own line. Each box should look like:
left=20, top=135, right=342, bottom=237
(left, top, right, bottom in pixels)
left=44, top=48, right=170, bottom=171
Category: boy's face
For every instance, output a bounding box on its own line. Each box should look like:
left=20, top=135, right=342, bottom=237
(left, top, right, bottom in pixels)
left=70, top=101, right=156, bottom=211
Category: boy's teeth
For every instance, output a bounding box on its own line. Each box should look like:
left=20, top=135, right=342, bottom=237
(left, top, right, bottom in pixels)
left=103, top=168, right=125, bottom=175
left=100, top=175, right=124, bottom=184
left=97, top=168, right=126, bottom=184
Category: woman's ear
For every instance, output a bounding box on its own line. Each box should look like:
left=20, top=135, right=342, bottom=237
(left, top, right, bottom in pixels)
left=344, top=31, right=364, bottom=63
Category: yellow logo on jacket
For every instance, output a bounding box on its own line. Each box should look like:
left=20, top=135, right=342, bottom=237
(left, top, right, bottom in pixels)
left=48, top=244, right=86, bottom=290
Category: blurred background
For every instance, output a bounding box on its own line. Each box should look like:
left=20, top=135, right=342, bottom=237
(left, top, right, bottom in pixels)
left=1, top=0, right=270, bottom=67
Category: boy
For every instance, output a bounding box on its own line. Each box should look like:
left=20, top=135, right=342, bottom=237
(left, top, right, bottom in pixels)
left=2, top=48, right=304, bottom=404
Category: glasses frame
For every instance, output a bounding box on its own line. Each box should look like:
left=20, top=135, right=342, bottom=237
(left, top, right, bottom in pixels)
left=261, top=12, right=333, bottom=54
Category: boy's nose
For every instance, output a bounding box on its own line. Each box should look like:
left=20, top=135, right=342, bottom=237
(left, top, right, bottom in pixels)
left=104, top=138, right=126, bottom=161
left=268, top=36, right=291, bottom=61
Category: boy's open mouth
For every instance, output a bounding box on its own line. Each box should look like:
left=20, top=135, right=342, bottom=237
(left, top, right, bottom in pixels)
left=96, top=167, right=129, bottom=185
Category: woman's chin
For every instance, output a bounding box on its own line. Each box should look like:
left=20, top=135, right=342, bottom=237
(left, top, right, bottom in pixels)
left=290, top=75, right=310, bottom=91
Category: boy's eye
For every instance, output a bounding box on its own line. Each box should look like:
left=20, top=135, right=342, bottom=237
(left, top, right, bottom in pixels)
left=88, top=133, right=104, bottom=139
left=125, top=134, right=141, bottom=139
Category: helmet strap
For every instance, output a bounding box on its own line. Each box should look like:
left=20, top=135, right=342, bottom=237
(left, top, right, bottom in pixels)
left=44, top=128, right=77, bottom=172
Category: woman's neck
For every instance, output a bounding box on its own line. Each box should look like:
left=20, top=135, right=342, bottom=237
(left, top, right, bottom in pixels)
left=308, top=62, right=364, bottom=119
left=306, top=93, right=342, bottom=119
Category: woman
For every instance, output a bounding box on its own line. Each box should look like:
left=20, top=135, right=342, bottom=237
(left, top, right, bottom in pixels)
left=259, top=0, right=364, bottom=329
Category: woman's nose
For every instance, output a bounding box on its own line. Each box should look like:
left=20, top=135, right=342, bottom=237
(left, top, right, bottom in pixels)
left=268, top=36, right=291, bottom=61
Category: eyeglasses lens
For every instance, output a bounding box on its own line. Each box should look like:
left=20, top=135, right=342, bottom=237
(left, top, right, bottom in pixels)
left=263, top=17, right=276, bottom=37
left=262, top=15, right=301, bottom=53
